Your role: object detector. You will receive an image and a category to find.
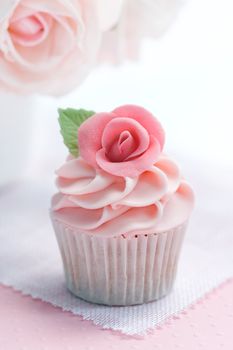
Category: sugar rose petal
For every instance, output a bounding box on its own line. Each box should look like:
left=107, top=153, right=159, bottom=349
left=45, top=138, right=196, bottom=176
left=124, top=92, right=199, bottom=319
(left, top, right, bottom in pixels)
left=101, top=117, right=150, bottom=162
left=96, top=136, right=161, bottom=177
left=78, top=112, right=116, bottom=167
left=113, top=105, right=165, bottom=149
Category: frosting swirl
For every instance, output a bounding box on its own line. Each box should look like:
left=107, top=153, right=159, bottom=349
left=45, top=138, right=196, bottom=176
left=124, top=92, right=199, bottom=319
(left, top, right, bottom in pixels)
left=51, top=154, right=194, bottom=237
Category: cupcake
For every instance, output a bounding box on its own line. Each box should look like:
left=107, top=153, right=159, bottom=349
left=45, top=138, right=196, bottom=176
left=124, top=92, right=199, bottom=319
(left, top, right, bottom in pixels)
left=50, top=105, right=194, bottom=306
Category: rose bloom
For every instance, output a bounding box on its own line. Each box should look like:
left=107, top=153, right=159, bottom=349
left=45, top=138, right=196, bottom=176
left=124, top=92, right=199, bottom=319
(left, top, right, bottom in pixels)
left=78, top=105, right=165, bottom=177
left=99, top=0, right=182, bottom=64
left=0, top=0, right=123, bottom=95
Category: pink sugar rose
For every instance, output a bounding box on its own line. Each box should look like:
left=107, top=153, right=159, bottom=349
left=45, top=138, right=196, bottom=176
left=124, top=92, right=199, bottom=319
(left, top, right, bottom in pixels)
left=78, top=105, right=165, bottom=177
left=0, top=0, right=123, bottom=95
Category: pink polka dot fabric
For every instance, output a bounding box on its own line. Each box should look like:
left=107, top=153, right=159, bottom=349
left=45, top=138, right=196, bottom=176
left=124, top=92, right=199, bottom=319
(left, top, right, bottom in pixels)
left=0, top=279, right=232, bottom=349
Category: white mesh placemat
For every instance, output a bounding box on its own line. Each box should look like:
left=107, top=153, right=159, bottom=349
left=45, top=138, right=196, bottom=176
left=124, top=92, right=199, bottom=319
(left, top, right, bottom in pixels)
left=0, top=168, right=232, bottom=335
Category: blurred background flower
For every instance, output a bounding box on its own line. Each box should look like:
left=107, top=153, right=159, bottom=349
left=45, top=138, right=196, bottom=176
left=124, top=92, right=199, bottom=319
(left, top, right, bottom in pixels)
left=0, top=0, right=181, bottom=95
left=0, top=0, right=101, bottom=95
left=99, top=0, right=182, bottom=63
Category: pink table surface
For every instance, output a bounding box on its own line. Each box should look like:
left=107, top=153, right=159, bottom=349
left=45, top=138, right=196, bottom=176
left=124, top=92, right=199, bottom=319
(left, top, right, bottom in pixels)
left=0, top=280, right=232, bottom=350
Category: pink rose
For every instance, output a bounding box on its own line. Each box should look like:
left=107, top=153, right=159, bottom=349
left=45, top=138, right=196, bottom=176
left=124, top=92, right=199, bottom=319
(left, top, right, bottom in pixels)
left=78, top=105, right=165, bottom=177
left=0, top=0, right=118, bottom=95
left=99, top=0, right=182, bottom=64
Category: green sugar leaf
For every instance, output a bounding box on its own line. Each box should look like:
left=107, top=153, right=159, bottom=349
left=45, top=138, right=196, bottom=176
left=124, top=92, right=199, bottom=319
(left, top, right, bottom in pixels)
left=58, top=108, right=95, bottom=157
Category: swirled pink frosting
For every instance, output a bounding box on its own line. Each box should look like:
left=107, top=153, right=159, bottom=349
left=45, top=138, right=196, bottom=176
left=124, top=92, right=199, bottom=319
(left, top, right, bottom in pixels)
left=51, top=154, right=194, bottom=237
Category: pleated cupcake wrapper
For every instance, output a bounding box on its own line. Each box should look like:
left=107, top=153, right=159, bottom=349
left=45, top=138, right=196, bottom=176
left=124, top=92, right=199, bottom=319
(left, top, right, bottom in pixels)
left=51, top=217, right=187, bottom=306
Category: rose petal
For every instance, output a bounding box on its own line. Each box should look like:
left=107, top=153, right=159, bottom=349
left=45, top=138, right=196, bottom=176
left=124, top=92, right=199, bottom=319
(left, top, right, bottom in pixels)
left=113, top=104, right=165, bottom=150
left=96, top=0, right=124, bottom=31
left=108, top=130, right=136, bottom=162
left=96, top=135, right=161, bottom=177
left=9, top=14, right=47, bottom=47
left=78, top=112, right=117, bottom=168
left=102, top=117, right=150, bottom=162
left=15, top=15, right=73, bottom=65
